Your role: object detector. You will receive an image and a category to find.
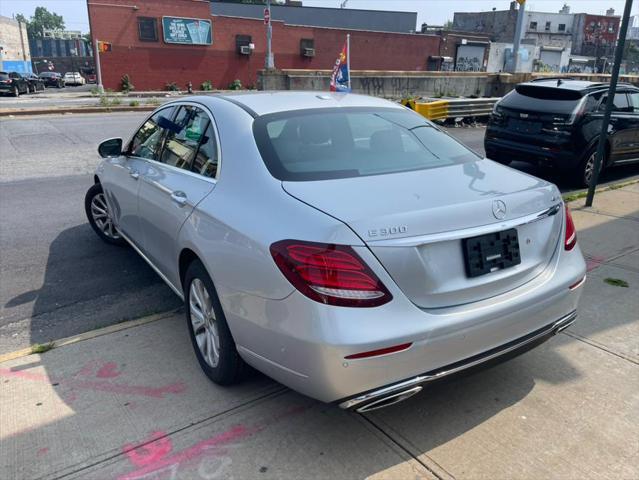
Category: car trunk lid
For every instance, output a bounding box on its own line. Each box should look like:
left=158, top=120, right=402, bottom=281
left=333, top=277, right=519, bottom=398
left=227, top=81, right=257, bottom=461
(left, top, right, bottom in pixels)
left=283, top=160, right=563, bottom=308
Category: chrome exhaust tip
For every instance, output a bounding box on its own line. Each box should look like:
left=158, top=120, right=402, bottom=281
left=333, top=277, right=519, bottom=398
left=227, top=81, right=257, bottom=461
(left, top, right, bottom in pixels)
left=355, top=386, right=423, bottom=413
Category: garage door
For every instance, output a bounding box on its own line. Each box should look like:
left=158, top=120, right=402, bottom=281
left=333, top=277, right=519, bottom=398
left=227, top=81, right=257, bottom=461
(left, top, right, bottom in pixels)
left=539, top=50, right=562, bottom=72
left=455, top=45, right=485, bottom=72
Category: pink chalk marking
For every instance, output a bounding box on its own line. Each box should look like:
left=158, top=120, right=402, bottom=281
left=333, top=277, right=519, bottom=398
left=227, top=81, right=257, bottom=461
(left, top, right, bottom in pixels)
left=124, top=431, right=173, bottom=467
left=0, top=368, right=186, bottom=399
left=97, top=362, right=122, bottom=378
left=37, top=447, right=49, bottom=456
left=586, top=255, right=607, bottom=272
left=119, top=404, right=311, bottom=480
left=118, top=425, right=255, bottom=480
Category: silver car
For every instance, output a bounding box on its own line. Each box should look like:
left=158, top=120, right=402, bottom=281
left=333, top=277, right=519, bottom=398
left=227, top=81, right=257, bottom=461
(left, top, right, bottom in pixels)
left=86, top=92, right=587, bottom=412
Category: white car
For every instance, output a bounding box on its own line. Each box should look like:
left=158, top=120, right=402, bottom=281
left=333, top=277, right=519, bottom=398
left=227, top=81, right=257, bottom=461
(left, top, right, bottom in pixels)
left=64, top=72, right=85, bottom=86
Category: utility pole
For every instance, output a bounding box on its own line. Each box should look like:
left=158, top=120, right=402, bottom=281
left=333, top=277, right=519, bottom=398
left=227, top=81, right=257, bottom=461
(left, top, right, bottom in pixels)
left=510, top=0, right=526, bottom=72
left=265, top=0, right=274, bottom=70
left=585, top=0, right=633, bottom=207
left=94, top=38, right=104, bottom=93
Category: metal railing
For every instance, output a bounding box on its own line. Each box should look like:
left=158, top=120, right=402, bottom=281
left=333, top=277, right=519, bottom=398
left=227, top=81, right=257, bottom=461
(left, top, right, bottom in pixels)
left=401, top=97, right=500, bottom=121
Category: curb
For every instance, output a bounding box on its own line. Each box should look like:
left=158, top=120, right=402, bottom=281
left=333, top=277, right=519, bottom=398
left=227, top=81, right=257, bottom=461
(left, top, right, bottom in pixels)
left=0, top=309, right=180, bottom=364
left=563, top=178, right=639, bottom=204
left=0, top=105, right=157, bottom=117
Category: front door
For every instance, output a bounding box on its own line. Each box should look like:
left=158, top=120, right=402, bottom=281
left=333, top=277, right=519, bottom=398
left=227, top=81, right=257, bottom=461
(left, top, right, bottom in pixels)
left=138, top=104, right=219, bottom=287
left=601, top=92, right=639, bottom=164
left=101, top=106, right=176, bottom=246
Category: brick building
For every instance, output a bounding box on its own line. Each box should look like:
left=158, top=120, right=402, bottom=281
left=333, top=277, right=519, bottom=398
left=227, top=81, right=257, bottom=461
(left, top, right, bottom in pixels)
left=87, top=0, right=440, bottom=91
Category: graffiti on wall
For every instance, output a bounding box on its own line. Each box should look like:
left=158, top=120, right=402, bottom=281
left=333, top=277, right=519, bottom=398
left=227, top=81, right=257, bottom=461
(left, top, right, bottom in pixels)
left=455, top=56, right=483, bottom=72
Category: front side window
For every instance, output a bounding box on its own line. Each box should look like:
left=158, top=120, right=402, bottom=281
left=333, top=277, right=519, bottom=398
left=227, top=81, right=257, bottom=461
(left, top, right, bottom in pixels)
left=599, top=93, right=631, bottom=113
left=160, top=106, right=212, bottom=171
left=628, top=92, right=639, bottom=113
left=129, top=107, right=175, bottom=160
left=253, top=108, right=479, bottom=181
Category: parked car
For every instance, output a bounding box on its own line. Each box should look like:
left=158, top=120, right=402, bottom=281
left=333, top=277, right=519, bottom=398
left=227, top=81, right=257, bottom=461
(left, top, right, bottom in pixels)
left=485, top=78, right=639, bottom=187
left=0, top=71, right=30, bottom=96
left=39, top=71, right=65, bottom=88
left=22, top=73, right=45, bottom=93
left=85, top=93, right=586, bottom=412
left=64, top=72, right=86, bottom=86
left=85, top=72, right=97, bottom=84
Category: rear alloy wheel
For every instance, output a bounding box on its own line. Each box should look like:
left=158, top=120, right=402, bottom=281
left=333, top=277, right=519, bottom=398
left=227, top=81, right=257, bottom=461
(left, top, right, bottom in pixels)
left=185, top=260, right=244, bottom=385
left=578, top=147, right=605, bottom=188
left=84, top=183, right=126, bottom=246
left=12, top=86, right=19, bottom=97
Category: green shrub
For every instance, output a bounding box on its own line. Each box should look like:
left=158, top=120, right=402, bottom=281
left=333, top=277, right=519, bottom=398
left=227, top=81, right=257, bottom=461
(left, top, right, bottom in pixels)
left=165, top=82, right=180, bottom=92
left=146, top=98, right=160, bottom=106
left=120, top=74, right=135, bottom=93
left=200, top=80, right=213, bottom=91
left=228, top=79, right=242, bottom=90
left=129, top=100, right=140, bottom=107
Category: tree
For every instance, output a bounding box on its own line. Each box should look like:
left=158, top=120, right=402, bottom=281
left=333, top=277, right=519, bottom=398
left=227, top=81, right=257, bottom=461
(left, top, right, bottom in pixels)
left=443, top=20, right=454, bottom=30
left=18, top=7, right=65, bottom=38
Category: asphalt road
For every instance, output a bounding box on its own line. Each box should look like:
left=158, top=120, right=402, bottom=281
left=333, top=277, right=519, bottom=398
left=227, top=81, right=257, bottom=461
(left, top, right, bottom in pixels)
left=0, top=112, right=637, bottom=354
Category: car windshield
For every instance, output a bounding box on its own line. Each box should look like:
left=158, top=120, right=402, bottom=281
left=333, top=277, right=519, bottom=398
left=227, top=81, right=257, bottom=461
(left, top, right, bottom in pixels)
left=501, top=88, right=583, bottom=115
left=253, top=107, right=480, bottom=181
left=0, top=73, right=9, bottom=80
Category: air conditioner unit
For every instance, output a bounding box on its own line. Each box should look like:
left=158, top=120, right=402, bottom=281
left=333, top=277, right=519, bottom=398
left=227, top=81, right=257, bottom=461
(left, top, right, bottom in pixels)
left=303, top=47, right=315, bottom=57
left=240, top=45, right=252, bottom=55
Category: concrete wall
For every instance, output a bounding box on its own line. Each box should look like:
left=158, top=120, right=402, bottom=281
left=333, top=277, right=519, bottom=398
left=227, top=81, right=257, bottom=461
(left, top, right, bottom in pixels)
left=487, top=43, right=538, bottom=73
left=260, top=70, right=490, bottom=98
left=87, top=0, right=440, bottom=91
left=259, top=69, right=639, bottom=99
left=0, top=15, right=32, bottom=73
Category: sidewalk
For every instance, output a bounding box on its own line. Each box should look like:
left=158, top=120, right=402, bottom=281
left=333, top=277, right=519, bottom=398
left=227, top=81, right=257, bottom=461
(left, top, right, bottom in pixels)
left=1, top=185, right=638, bottom=480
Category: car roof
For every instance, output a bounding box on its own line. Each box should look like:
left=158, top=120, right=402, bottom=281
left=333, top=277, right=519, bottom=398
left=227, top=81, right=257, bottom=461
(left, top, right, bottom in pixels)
left=212, top=91, right=403, bottom=117
left=525, top=78, right=638, bottom=94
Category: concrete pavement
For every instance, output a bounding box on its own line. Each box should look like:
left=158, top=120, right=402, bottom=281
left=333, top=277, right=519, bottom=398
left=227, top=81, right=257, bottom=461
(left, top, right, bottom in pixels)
left=1, top=185, right=637, bottom=480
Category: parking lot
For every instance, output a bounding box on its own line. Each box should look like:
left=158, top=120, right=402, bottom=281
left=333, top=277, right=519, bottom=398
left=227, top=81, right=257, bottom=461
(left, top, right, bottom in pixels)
left=0, top=111, right=638, bottom=479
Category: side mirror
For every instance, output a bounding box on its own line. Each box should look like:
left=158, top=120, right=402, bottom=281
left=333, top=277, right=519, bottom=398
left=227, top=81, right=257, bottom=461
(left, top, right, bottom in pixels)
left=98, top=138, right=123, bottom=158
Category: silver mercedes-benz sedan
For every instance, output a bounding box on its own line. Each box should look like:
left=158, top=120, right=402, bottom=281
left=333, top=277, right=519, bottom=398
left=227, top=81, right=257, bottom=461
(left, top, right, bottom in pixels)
left=86, top=92, right=586, bottom=412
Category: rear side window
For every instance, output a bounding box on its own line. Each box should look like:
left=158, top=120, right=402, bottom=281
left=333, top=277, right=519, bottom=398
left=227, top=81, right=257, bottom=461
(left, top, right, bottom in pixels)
left=191, top=122, right=219, bottom=178
left=599, top=93, right=632, bottom=113
left=129, top=107, right=175, bottom=160
left=253, top=107, right=479, bottom=181
left=628, top=92, right=639, bottom=113
left=160, top=105, right=212, bottom=171
left=0, top=73, right=8, bottom=80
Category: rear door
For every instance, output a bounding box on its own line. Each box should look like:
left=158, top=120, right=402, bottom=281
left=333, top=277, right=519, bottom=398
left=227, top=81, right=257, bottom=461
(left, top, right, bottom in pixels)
left=138, top=104, right=218, bottom=283
left=599, top=91, right=639, bottom=163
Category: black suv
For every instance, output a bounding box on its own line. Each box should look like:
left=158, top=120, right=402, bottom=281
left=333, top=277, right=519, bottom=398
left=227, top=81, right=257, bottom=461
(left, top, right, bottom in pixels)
left=0, top=71, right=30, bottom=97
left=485, top=79, right=639, bottom=186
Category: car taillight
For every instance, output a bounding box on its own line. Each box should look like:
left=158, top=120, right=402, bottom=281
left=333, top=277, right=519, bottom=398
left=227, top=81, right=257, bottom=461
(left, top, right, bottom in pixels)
left=564, top=205, right=577, bottom=251
left=270, top=240, right=392, bottom=307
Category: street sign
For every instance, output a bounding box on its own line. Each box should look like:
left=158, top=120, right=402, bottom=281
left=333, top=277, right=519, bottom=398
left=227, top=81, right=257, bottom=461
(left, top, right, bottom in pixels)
left=162, top=17, right=212, bottom=45
left=264, top=8, right=270, bottom=25
left=516, top=0, right=526, bottom=4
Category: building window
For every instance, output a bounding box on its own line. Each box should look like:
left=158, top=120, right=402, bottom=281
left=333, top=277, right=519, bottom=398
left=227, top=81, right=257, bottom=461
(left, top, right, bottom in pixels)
left=236, top=35, right=252, bottom=55
left=608, top=25, right=615, bottom=33
left=138, top=17, right=158, bottom=42
left=545, top=21, right=551, bottom=31
left=558, top=23, right=566, bottom=32
left=300, top=38, right=315, bottom=57
left=529, top=21, right=537, bottom=31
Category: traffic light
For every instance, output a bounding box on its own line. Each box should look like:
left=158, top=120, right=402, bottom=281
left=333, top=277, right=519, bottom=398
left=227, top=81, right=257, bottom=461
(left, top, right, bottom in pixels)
left=98, top=41, right=112, bottom=53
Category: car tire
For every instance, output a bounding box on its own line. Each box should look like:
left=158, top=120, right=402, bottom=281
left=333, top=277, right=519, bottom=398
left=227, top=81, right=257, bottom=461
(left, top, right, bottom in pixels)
left=576, top=145, right=605, bottom=188
left=84, top=183, right=127, bottom=246
left=12, top=86, right=19, bottom=97
left=184, top=259, right=245, bottom=386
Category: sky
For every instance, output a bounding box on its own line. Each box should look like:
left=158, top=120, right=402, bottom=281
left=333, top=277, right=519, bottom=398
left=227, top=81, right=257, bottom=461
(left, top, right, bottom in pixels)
left=0, top=0, right=636, bottom=34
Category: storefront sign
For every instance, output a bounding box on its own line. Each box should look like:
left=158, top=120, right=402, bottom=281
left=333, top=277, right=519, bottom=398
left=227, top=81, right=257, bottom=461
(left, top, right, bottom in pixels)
left=162, top=17, right=212, bottom=45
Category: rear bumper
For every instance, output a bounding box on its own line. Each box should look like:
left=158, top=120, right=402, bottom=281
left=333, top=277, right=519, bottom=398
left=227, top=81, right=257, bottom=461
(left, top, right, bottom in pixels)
left=484, top=134, right=581, bottom=170
left=338, top=310, right=576, bottom=412
left=220, top=241, right=587, bottom=404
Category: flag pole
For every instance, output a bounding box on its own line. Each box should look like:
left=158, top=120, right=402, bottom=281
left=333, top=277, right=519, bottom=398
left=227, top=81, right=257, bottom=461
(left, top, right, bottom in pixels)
left=347, top=34, right=351, bottom=91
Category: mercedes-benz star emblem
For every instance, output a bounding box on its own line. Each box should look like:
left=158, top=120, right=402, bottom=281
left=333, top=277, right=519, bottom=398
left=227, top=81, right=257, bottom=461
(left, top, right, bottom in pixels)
left=492, top=199, right=507, bottom=219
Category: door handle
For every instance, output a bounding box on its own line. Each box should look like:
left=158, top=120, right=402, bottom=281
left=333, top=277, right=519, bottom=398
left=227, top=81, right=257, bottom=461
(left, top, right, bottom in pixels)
left=170, top=191, right=188, bottom=207
left=128, top=169, right=140, bottom=180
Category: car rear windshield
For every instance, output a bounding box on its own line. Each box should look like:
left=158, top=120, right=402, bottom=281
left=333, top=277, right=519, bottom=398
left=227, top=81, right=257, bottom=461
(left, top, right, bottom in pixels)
left=502, top=87, right=583, bottom=115
left=253, top=107, right=480, bottom=181
left=0, top=73, right=8, bottom=80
